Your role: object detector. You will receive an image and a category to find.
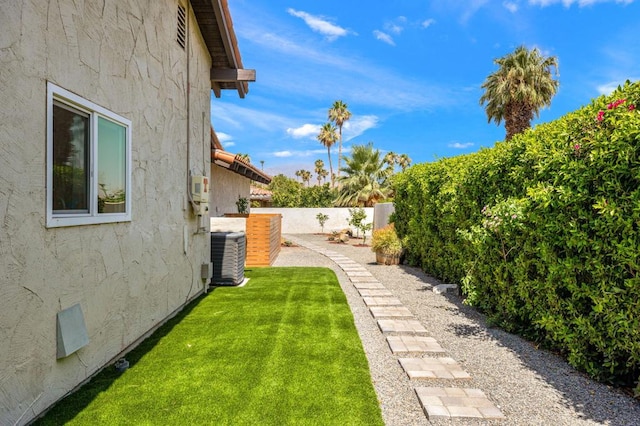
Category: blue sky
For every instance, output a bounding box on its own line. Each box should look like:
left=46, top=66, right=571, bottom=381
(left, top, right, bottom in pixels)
left=211, top=0, right=640, bottom=178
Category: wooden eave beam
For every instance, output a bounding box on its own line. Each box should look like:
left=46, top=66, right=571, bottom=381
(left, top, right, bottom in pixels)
left=211, top=68, right=256, bottom=83
left=211, top=0, right=248, bottom=98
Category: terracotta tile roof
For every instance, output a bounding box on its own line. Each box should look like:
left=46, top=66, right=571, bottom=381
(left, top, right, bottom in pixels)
left=211, top=127, right=271, bottom=184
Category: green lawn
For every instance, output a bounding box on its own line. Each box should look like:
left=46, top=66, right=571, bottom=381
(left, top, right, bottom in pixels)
left=36, top=267, right=383, bottom=425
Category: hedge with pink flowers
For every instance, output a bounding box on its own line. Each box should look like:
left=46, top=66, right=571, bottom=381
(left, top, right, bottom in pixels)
left=393, top=80, right=640, bottom=387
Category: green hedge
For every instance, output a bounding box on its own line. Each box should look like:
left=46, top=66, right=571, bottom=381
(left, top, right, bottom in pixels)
left=393, top=81, right=640, bottom=386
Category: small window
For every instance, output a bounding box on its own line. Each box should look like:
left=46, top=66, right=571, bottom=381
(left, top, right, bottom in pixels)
left=177, top=5, right=186, bottom=49
left=47, top=83, right=131, bottom=227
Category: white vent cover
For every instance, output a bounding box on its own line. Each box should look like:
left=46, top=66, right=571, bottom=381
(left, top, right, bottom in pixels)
left=56, top=303, right=89, bottom=359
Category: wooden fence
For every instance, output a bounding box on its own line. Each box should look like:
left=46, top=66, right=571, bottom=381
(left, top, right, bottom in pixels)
left=245, top=213, right=282, bottom=267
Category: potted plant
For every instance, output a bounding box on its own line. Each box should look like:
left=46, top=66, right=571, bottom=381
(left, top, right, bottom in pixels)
left=370, top=224, right=402, bottom=265
left=235, top=196, right=249, bottom=215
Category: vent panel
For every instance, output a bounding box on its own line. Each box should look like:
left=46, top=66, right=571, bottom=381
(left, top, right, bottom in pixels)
left=177, top=5, right=186, bottom=49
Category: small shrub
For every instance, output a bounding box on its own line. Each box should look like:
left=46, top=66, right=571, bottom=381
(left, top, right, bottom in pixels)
left=347, top=207, right=368, bottom=238
left=371, top=225, right=402, bottom=256
left=316, top=213, right=329, bottom=233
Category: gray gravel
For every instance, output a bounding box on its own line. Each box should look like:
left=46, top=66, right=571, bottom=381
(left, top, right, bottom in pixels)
left=274, top=233, right=640, bottom=426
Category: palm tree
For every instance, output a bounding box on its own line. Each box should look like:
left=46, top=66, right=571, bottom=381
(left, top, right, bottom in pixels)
left=382, top=151, right=398, bottom=179
left=398, top=153, right=412, bottom=171
left=294, top=169, right=303, bottom=182
left=479, top=45, right=559, bottom=141
left=317, top=123, right=338, bottom=187
left=301, top=170, right=312, bottom=187
left=335, top=143, right=391, bottom=207
left=328, top=100, right=352, bottom=179
left=314, top=159, right=328, bottom=185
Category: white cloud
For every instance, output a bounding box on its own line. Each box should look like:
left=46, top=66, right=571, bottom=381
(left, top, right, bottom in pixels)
left=385, top=23, right=404, bottom=34
left=273, top=149, right=328, bottom=158
left=373, top=30, right=395, bottom=46
left=287, top=8, right=349, bottom=40
left=286, top=123, right=321, bottom=139
left=216, top=132, right=233, bottom=142
left=384, top=17, right=407, bottom=35
left=449, top=142, right=474, bottom=149
left=211, top=102, right=291, bottom=132
left=596, top=78, right=639, bottom=95
left=503, top=1, right=519, bottom=12
left=529, top=0, right=634, bottom=7
left=224, top=141, right=236, bottom=148
left=343, top=115, right=379, bottom=141
left=422, top=18, right=436, bottom=28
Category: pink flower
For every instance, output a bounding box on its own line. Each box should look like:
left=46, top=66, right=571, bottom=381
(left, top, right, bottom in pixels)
left=607, top=99, right=627, bottom=110
left=597, top=110, right=605, bottom=122
left=574, top=144, right=581, bottom=150
left=630, top=104, right=636, bottom=111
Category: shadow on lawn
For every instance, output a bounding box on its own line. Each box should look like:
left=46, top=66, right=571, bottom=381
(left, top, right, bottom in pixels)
left=34, top=291, right=214, bottom=425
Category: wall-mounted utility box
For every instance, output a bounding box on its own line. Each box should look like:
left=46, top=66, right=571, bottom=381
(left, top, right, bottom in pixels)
left=56, top=303, right=89, bottom=359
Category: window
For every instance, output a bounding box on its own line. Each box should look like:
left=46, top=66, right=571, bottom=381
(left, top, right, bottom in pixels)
left=47, top=83, right=131, bottom=227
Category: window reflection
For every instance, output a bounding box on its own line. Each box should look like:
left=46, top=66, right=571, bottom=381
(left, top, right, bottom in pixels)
left=52, top=103, right=89, bottom=212
left=98, top=117, right=126, bottom=213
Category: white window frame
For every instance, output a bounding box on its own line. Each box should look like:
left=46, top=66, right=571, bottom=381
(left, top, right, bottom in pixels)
left=47, top=82, right=132, bottom=228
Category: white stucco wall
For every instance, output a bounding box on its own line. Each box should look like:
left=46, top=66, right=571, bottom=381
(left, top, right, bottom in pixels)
left=210, top=165, right=250, bottom=217
left=0, top=2, right=213, bottom=423
left=253, top=208, right=375, bottom=234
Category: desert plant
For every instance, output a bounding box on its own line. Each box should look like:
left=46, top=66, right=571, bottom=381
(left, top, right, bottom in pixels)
left=359, top=222, right=373, bottom=245
left=236, top=196, right=249, bottom=214
left=370, top=224, right=402, bottom=256
left=316, top=213, right=329, bottom=233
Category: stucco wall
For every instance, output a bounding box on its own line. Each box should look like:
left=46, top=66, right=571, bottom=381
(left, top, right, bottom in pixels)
left=210, top=165, right=250, bottom=217
left=0, top=2, right=213, bottom=423
left=253, top=208, right=375, bottom=234
left=373, top=202, right=395, bottom=230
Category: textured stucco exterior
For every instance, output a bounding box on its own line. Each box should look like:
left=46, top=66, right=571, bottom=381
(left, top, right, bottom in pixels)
left=0, top=1, right=214, bottom=424
left=210, top=164, right=250, bottom=216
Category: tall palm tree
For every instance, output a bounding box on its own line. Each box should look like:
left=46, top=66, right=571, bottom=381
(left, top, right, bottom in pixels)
left=314, top=159, right=328, bottom=185
left=317, top=123, right=338, bottom=187
left=294, top=169, right=302, bottom=182
left=335, top=143, right=391, bottom=207
left=328, top=100, right=352, bottom=179
left=479, top=45, right=559, bottom=141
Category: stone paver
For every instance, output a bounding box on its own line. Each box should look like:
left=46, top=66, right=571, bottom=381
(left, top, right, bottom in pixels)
left=358, top=289, right=394, bottom=297
left=363, top=297, right=403, bottom=307
left=378, top=319, right=428, bottom=335
left=399, top=357, right=471, bottom=380
left=353, top=282, right=386, bottom=290
left=387, top=335, right=446, bottom=354
left=340, top=265, right=369, bottom=271
left=346, top=271, right=375, bottom=277
left=415, top=387, right=505, bottom=420
left=369, top=306, right=414, bottom=319
left=349, top=276, right=381, bottom=283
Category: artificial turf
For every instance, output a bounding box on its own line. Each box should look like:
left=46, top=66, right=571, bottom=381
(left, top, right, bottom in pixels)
left=35, top=267, right=384, bottom=425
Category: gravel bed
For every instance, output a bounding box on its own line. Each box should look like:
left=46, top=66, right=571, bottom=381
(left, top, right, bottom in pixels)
left=274, top=233, right=640, bottom=426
